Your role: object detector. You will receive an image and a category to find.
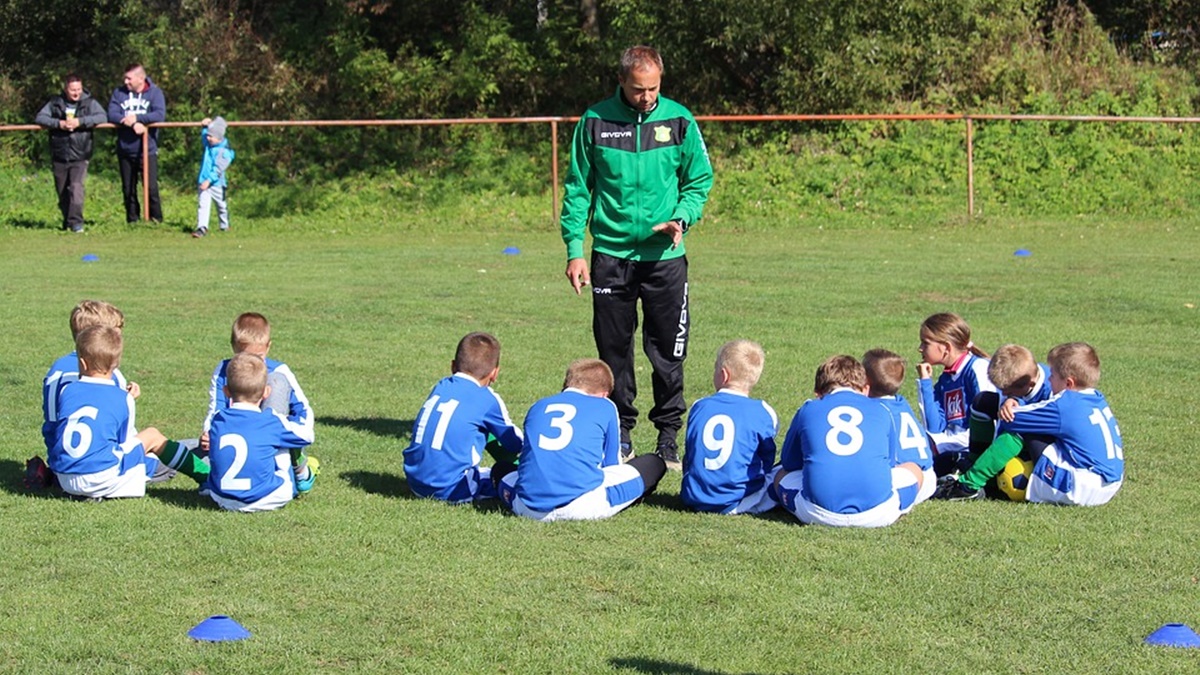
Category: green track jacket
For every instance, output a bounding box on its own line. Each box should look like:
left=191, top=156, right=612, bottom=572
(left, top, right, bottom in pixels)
left=560, top=89, right=714, bottom=262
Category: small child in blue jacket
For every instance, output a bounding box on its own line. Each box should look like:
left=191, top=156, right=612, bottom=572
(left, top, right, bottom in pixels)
left=192, top=116, right=235, bottom=237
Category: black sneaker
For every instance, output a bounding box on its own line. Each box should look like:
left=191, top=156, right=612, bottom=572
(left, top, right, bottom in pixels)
left=932, top=477, right=984, bottom=501
left=655, top=439, right=682, bottom=471
left=23, top=456, right=53, bottom=490
left=619, top=428, right=634, bottom=463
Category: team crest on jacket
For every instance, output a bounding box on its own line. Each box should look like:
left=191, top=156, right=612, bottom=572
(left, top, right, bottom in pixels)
left=654, top=125, right=672, bottom=143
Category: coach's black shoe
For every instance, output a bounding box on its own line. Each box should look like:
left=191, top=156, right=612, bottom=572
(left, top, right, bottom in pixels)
left=655, top=439, right=682, bottom=472
left=933, top=477, right=984, bottom=501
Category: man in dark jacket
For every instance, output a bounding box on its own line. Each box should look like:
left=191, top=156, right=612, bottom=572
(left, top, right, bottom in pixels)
left=107, top=63, right=167, bottom=222
left=35, top=74, right=107, bottom=232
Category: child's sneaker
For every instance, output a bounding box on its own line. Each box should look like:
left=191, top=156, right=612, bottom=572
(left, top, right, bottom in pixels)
left=932, top=477, right=984, bottom=501
left=296, top=456, right=320, bottom=495
left=191, top=227, right=208, bottom=238
left=23, top=456, right=54, bottom=490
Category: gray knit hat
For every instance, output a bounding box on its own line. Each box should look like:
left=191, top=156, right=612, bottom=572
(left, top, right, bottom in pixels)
left=208, top=117, right=227, bottom=142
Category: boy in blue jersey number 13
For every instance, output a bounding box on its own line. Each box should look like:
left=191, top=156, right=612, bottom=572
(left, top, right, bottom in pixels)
left=499, top=359, right=666, bottom=521
left=48, top=326, right=205, bottom=499
left=774, top=355, right=925, bottom=528
left=681, top=340, right=780, bottom=514
left=863, top=349, right=936, bottom=509
left=1001, top=342, right=1124, bottom=506
left=403, top=332, right=524, bottom=504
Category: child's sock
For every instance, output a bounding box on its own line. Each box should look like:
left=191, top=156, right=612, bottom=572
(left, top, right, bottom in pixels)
left=959, top=433, right=1023, bottom=491
left=158, top=439, right=211, bottom=483
left=290, top=448, right=311, bottom=481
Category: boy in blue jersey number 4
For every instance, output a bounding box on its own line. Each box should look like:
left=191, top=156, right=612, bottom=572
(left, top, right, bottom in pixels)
left=1000, top=342, right=1124, bottom=506
left=680, top=340, right=780, bottom=514
left=201, top=312, right=318, bottom=492
left=160, top=353, right=314, bottom=512
left=498, top=359, right=666, bottom=521
left=48, top=326, right=204, bottom=499
left=863, top=349, right=935, bottom=509
left=774, top=355, right=925, bottom=528
left=936, top=344, right=1055, bottom=500
left=403, top=332, right=524, bottom=503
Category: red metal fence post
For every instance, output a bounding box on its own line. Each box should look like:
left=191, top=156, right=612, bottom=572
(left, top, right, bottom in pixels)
left=551, top=120, right=559, bottom=227
left=966, top=116, right=975, bottom=220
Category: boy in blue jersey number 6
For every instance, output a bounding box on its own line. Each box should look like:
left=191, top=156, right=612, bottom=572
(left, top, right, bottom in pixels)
left=164, top=352, right=313, bottom=512
left=1002, top=342, right=1124, bottom=506
left=499, top=359, right=666, bottom=521
left=680, top=340, right=780, bottom=514
left=48, top=326, right=199, bottom=499
left=403, top=332, right=524, bottom=503
left=774, top=355, right=925, bottom=528
left=863, top=349, right=935, bottom=509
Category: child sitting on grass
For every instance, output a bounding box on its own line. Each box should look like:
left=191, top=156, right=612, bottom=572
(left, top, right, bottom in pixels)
left=498, top=358, right=665, bottom=521
left=863, top=348, right=935, bottom=508
left=403, top=332, right=524, bottom=503
left=680, top=340, right=780, bottom=515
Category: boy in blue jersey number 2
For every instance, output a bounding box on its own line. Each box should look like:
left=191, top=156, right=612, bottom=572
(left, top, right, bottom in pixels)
left=499, top=359, right=666, bottom=522
left=1002, top=342, right=1124, bottom=506
left=680, top=340, right=780, bottom=514
left=774, top=355, right=926, bottom=528
left=48, top=326, right=200, bottom=499
left=403, top=332, right=524, bottom=503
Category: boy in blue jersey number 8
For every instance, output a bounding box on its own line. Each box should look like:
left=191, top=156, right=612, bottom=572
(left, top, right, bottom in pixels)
left=680, top=340, right=780, bottom=514
left=499, top=359, right=666, bottom=521
left=863, top=349, right=936, bottom=509
left=774, top=355, right=925, bottom=528
left=1002, top=342, right=1124, bottom=506
left=403, top=332, right=524, bottom=503
left=48, top=326, right=202, bottom=499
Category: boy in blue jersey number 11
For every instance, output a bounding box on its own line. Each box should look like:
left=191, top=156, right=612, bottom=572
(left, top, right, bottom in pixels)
left=863, top=349, right=936, bottom=509
left=498, top=359, right=666, bottom=521
left=403, top=332, right=524, bottom=503
left=680, top=340, right=780, bottom=515
left=48, top=326, right=206, bottom=499
left=935, top=344, right=1055, bottom=500
left=160, top=352, right=314, bottom=512
left=774, top=355, right=925, bottom=528
left=1000, top=342, right=1124, bottom=506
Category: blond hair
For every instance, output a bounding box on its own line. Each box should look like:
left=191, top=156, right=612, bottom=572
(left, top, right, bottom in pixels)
left=814, top=355, right=866, bottom=396
left=225, top=352, right=268, bottom=403
left=920, top=312, right=989, bottom=359
left=563, top=358, right=614, bottom=395
left=231, top=312, right=271, bottom=352
left=454, top=332, right=501, bottom=380
left=988, top=344, right=1040, bottom=394
left=70, top=300, right=124, bottom=338
left=715, top=339, right=765, bottom=391
left=862, top=348, right=905, bottom=396
left=75, top=325, right=122, bottom=374
left=1047, top=342, right=1101, bottom=389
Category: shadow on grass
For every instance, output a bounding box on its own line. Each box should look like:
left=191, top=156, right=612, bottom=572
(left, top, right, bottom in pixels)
left=609, top=657, right=769, bottom=675
left=341, top=470, right=415, bottom=498
left=318, top=416, right=414, bottom=441
left=0, top=459, right=62, bottom=499
left=147, top=484, right=217, bottom=509
left=6, top=217, right=54, bottom=230
left=641, top=489, right=688, bottom=512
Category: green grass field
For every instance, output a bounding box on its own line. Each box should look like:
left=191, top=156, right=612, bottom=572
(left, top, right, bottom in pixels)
left=1, top=174, right=1199, bottom=673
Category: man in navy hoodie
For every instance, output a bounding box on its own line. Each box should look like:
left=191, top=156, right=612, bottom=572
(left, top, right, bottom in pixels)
left=107, top=63, right=166, bottom=222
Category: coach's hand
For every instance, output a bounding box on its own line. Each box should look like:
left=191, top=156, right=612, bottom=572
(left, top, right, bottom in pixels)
left=652, top=219, right=684, bottom=249
left=566, top=257, right=590, bottom=295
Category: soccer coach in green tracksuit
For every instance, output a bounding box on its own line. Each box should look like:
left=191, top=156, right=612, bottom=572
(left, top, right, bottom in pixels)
left=561, top=45, right=714, bottom=470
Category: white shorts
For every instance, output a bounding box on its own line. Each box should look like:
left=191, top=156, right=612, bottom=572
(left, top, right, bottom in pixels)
left=1027, top=444, right=1122, bottom=507
left=208, top=452, right=296, bottom=513
left=723, top=466, right=782, bottom=515
left=503, top=464, right=644, bottom=522
left=57, top=453, right=158, bottom=499
left=777, top=466, right=917, bottom=528
left=907, top=467, right=937, bottom=511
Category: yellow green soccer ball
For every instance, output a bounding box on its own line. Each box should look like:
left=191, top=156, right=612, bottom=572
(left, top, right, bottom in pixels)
left=996, top=457, right=1033, bottom=501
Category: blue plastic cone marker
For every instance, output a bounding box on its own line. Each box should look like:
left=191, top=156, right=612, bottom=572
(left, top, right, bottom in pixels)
left=1145, top=623, right=1200, bottom=648
left=1013, top=249, right=1032, bottom=257
left=502, top=246, right=520, bottom=255
left=188, top=615, right=252, bottom=642
left=81, top=254, right=99, bottom=262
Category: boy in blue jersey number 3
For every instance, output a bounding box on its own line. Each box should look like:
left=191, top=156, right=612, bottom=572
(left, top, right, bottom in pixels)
left=499, top=359, right=666, bottom=521
left=680, top=340, right=780, bottom=514
left=774, top=355, right=926, bottom=528
left=403, top=332, right=524, bottom=503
